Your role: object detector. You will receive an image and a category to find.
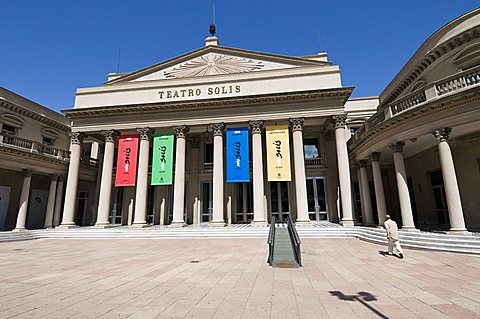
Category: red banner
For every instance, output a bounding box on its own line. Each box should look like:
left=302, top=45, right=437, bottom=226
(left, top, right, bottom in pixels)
left=115, top=134, right=139, bottom=186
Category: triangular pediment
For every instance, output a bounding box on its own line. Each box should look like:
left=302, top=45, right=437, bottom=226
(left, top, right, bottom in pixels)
left=106, top=46, right=330, bottom=85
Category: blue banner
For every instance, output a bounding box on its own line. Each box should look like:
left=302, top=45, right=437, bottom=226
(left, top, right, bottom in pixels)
left=226, top=127, right=250, bottom=182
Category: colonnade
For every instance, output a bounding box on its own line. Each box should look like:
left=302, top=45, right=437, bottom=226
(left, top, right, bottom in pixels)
left=354, top=127, right=467, bottom=233
left=58, top=116, right=354, bottom=228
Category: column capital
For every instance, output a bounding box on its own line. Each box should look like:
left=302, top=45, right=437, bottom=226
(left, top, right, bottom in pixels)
left=389, top=141, right=405, bottom=153
left=50, top=173, right=60, bottom=181
left=190, top=137, right=200, bottom=148
left=173, top=125, right=189, bottom=138
left=137, top=127, right=153, bottom=140
left=289, top=118, right=305, bottom=132
left=332, top=115, right=347, bottom=129
left=371, top=152, right=381, bottom=162
left=433, top=127, right=452, bottom=143
left=69, top=132, right=85, bottom=145
left=210, top=123, right=225, bottom=136
left=359, top=160, right=368, bottom=168
left=249, top=120, right=264, bottom=134
left=22, top=169, right=32, bottom=177
left=101, top=129, right=119, bottom=143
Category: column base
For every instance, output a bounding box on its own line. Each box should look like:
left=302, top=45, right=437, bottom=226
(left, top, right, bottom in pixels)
left=252, top=220, right=267, bottom=227
left=169, top=221, right=187, bottom=228
left=340, top=219, right=355, bottom=227
left=131, top=222, right=148, bottom=228
left=400, top=226, right=419, bottom=232
left=295, top=219, right=313, bottom=227
left=209, top=221, right=226, bottom=227
left=57, top=224, right=77, bottom=229
left=94, top=223, right=112, bottom=229
left=448, top=228, right=469, bottom=235
left=12, top=228, right=27, bottom=232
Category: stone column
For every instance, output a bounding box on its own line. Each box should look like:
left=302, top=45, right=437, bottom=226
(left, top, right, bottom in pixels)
left=359, top=160, right=374, bottom=226
left=390, top=142, right=416, bottom=230
left=53, top=176, right=65, bottom=226
left=332, top=115, right=354, bottom=226
left=44, top=174, right=59, bottom=228
left=356, top=166, right=365, bottom=221
left=60, top=132, right=84, bottom=228
left=171, top=125, right=189, bottom=226
left=433, top=128, right=467, bottom=233
left=13, top=169, right=32, bottom=231
left=371, top=152, right=387, bottom=225
left=210, top=123, right=225, bottom=226
left=132, top=127, right=153, bottom=227
left=249, top=121, right=267, bottom=225
left=95, top=129, right=118, bottom=227
left=290, top=118, right=311, bottom=225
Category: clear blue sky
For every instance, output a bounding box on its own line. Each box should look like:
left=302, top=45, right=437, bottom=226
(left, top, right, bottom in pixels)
left=1, top=1, right=479, bottom=112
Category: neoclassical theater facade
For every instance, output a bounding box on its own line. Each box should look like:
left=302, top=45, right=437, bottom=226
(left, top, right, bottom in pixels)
left=2, top=8, right=480, bottom=233
left=59, top=35, right=376, bottom=229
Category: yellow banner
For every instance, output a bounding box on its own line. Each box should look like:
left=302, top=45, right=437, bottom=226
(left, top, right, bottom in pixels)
left=266, top=125, right=291, bottom=181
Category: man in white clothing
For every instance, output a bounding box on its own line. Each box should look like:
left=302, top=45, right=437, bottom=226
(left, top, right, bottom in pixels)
left=384, top=215, right=404, bottom=259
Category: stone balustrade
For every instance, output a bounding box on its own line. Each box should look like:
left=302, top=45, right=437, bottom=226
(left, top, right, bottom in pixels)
left=0, top=133, right=68, bottom=160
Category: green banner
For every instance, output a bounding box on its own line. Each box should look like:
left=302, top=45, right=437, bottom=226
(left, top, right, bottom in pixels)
left=151, top=133, right=174, bottom=185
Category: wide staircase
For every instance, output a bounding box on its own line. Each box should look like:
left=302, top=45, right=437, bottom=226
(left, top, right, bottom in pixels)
left=1, top=222, right=480, bottom=256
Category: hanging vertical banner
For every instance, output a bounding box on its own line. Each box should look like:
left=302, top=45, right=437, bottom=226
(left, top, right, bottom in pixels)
left=115, top=134, right=139, bottom=186
left=151, top=133, right=174, bottom=185
left=266, top=125, right=291, bottom=181
left=226, top=127, right=250, bottom=182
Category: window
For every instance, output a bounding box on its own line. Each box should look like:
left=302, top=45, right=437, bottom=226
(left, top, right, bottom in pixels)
left=303, top=138, right=320, bottom=159
left=1, top=124, right=17, bottom=135
left=204, top=143, right=213, bottom=163
left=42, top=136, right=55, bottom=145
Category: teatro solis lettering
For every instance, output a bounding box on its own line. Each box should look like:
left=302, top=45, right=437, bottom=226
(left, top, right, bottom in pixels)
left=158, top=85, right=241, bottom=99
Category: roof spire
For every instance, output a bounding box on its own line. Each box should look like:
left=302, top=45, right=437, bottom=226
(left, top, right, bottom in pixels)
left=205, top=0, right=219, bottom=46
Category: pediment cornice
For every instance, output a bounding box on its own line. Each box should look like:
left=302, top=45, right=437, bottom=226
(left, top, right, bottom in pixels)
left=64, top=87, right=353, bottom=119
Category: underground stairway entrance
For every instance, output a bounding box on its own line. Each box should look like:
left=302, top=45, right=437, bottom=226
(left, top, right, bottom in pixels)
left=267, top=216, right=302, bottom=268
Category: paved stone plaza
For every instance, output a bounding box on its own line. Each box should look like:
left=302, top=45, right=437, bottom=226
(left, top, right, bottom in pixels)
left=0, top=238, right=479, bottom=319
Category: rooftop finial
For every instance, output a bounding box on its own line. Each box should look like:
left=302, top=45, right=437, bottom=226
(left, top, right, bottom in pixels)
left=209, top=0, right=216, bottom=36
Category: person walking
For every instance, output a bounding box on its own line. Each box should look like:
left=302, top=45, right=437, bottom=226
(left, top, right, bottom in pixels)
left=384, top=215, right=404, bottom=259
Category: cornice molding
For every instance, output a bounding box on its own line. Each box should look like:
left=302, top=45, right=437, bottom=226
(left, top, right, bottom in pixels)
left=63, top=87, right=354, bottom=120
left=0, top=100, right=70, bottom=132
left=381, top=26, right=480, bottom=107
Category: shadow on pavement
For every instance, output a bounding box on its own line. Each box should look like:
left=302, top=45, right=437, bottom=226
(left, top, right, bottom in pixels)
left=329, top=291, right=389, bottom=319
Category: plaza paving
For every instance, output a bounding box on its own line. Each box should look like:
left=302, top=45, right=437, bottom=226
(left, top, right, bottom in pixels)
left=0, top=238, right=479, bottom=319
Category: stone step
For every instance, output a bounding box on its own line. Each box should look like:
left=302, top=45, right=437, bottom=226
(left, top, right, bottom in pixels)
left=1, top=225, right=479, bottom=255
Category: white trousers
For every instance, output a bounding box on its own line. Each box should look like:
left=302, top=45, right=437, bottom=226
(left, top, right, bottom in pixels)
left=388, top=238, right=403, bottom=254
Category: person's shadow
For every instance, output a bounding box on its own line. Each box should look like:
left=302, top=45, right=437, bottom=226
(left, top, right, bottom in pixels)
left=330, top=291, right=389, bottom=319
left=378, top=250, right=402, bottom=259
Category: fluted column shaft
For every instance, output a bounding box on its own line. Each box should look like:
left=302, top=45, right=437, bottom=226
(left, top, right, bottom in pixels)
left=172, top=125, right=189, bottom=225
left=96, top=130, right=118, bottom=227
left=61, top=132, right=84, bottom=227
left=44, top=174, right=59, bottom=228
left=290, top=118, right=310, bottom=224
left=433, top=128, right=467, bottom=233
left=359, top=160, right=374, bottom=226
left=371, top=152, right=387, bottom=225
left=133, top=128, right=152, bottom=226
left=210, top=123, right=225, bottom=225
left=250, top=121, right=266, bottom=225
left=390, top=142, right=416, bottom=230
left=14, top=169, right=32, bottom=231
left=333, top=116, right=354, bottom=226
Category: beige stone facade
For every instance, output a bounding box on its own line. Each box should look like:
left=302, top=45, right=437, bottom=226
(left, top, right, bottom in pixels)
left=2, top=8, right=480, bottom=233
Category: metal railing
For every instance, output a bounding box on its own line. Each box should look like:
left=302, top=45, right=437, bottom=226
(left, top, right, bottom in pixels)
left=286, top=216, right=302, bottom=267
left=267, top=215, right=276, bottom=266
left=305, top=157, right=325, bottom=167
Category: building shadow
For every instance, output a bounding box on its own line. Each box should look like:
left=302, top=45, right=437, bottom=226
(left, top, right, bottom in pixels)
left=329, top=291, right=389, bottom=319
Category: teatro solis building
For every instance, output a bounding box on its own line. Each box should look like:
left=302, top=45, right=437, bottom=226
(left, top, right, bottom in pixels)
left=59, top=34, right=378, bottom=228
